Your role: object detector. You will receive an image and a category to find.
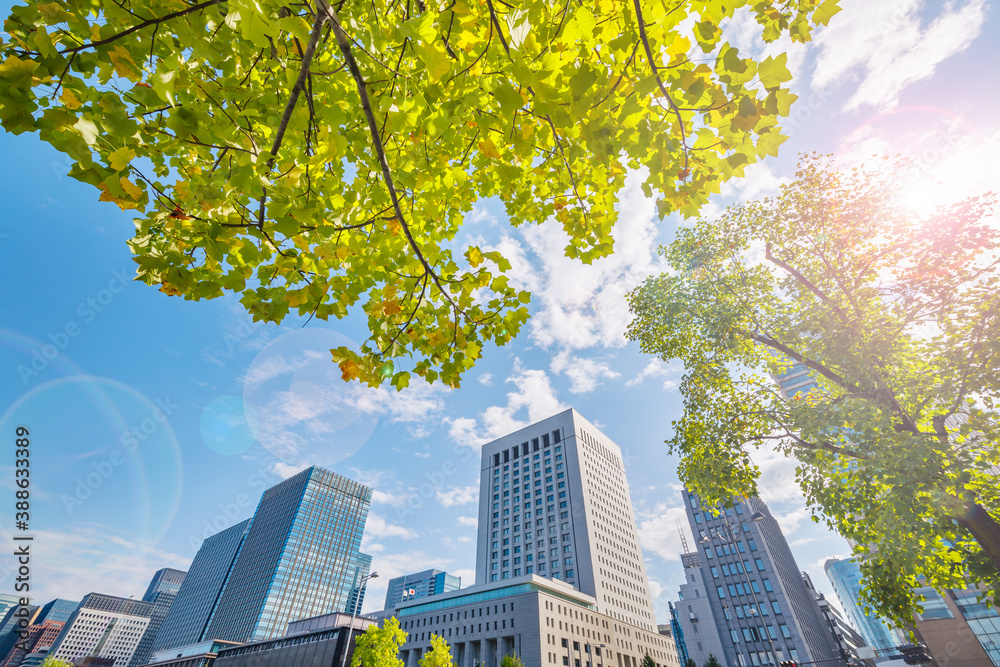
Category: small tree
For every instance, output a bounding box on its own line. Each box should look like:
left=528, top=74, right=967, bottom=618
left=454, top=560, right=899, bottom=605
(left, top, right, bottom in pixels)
left=419, top=635, right=454, bottom=667
left=703, top=655, right=722, bottom=667
left=351, top=617, right=407, bottom=667
left=40, top=659, right=73, bottom=667
left=686, top=660, right=697, bottom=667
left=501, top=654, right=525, bottom=667
left=642, top=654, right=657, bottom=667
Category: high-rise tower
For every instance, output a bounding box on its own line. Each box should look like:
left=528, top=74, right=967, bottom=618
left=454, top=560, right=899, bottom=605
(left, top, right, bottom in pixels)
left=680, top=492, right=841, bottom=667
left=153, top=466, right=373, bottom=650
left=475, top=408, right=658, bottom=632
left=129, top=568, right=187, bottom=667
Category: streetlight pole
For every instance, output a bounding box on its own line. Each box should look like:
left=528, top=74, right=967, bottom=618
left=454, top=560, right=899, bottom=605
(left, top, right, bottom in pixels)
left=341, top=571, right=379, bottom=667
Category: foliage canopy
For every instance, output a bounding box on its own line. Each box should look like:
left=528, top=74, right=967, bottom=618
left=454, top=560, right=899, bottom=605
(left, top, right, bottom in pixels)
left=419, top=635, right=454, bottom=667
left=501, top=654, right=525, bottom=667
left=352, top=617, right=407, bottom=667
left=1, top=0, right=838, bottom=387
left=627, top=154, right=1000, bottom=626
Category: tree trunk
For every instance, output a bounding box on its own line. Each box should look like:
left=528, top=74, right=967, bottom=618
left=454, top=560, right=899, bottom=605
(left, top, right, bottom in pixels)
left=957, top=501, right=1000, bottom=574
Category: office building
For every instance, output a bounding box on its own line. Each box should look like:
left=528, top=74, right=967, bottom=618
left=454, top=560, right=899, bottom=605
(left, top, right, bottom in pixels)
left=48, top=593, right=155, bottom=666
left=908, top=585, right=1000, bottom=667
left=676, top=552, right=727, bottom=667
left=0, top=620, right=64, bottom=667
left=475, top=408, right=658, bottom=633
left=143, top=639, right=242, bottom=667
left=0, top=603, right=38, bottom=661
left=129, top=568, right=187, bottom=667
left=824, top=559, right=901, bottom=651
left=35, top=600, right=80, bottom=626
left=814, top=596, right=866, bottom=664
left=155, top=466, right=373, bottom=649
left=680, top=492, right=841, bottom=667
left=212, top=612, right=374, bottom=667
left=348, top=553, right=373, bottom=615
left=153, top=521, right=252, bottom=653
left=384, top=569, right=462, bottom=609
left=395, top=574, right=679, bottom=667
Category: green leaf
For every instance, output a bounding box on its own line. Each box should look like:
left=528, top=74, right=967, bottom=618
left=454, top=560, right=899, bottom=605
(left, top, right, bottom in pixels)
left=758, top=53, right=792, bottom=90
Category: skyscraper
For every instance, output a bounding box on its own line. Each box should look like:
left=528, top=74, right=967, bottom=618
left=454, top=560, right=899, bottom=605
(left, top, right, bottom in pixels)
left=383, top=569, right=461, bottom=609
left=152, top=520, right=252, bottom=653
left=475, top=408, right=658, bottom=631
left=680, top=492, right=841, bottom=667
left=824, top=559, right=902, bottom=651
left=48, top=594, right=155, bottom=666
left=347, top=552, right=373, bottom=615
left=154, top=466, right=373, bottom=650
left=129, top=568, right=187, bottom=667
left=395, top=409, right=677, bottom=667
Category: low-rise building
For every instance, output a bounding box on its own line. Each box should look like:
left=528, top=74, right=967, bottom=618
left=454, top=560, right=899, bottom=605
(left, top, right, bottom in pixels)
left=143, top=639, right=243, bottom=667
left=393, top=574, right=677, bottom=667
left=211, top=612, right=374, bottom=667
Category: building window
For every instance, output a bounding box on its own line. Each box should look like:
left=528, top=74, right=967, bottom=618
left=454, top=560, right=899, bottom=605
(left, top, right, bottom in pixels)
left=915, top=587, right=954, bottom=620
left=717, top=587, right=726, bottom=599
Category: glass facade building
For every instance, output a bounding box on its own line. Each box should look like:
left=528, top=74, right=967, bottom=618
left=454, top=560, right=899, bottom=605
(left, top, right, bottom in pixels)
left=383, top=569, right=461, bottom=609
left=34, top=600, right=79, bottom=625
left=129, top=568, right=187, bottom=667
left=823, top=558, right=901, bottom=650
left=153, top=520, right=252, bottom=653
left=197, top=466, right=372, bottom=644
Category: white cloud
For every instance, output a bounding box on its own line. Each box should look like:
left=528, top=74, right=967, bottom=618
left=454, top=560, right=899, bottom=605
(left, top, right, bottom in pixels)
left=447, top=362, right=566, bottom=449
left=273, top=461, right=306, bottom=479
left=549, top=351, right=621, bottom=394
left=437, top=484, right=479, bottom=508
left=493, top=169, right=668, bottom=351
left=626, top=359, right=683, bottom=390
left=773, top=507, right=812, bottom=536
left=636, top=503, right=691, bottom=563
left=478, top=373, right=494, bottom=386
left=812, top=0, right=987, bottom=111
left=363, top=512, right=418, bottom=540
left=457, top=516, right=478, bottom=528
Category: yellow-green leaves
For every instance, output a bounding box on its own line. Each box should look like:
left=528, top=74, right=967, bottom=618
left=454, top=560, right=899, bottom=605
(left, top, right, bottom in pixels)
left=627, top=154, right=1000, bottom=629
left=1, top=0, right=836, bottom=390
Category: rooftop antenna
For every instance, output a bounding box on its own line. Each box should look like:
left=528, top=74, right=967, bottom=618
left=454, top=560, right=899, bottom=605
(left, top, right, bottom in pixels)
left=677, top=517, right=690, bottom=553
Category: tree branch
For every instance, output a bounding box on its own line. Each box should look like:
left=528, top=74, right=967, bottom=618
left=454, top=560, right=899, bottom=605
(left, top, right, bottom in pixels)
left=60, top=0, right=226, bottom=54
left=324, top=4, right=461, bottom=314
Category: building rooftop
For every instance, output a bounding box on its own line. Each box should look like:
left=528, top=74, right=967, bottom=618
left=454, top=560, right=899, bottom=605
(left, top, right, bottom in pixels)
left=396, top=574, right=597, bottom=616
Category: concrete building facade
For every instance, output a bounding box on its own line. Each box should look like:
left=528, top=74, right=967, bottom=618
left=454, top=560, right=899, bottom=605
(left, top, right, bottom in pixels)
left=395, top=575, right=677, bottom=667
left=49, top=593, right=155, bottom=666
left=475, top=409, right=658, bottom=633
left=676, top=552, right=727, bottom=667
left=681, top=492, right=841, bottom=667
left=909, top=586, right=1000, bottom=667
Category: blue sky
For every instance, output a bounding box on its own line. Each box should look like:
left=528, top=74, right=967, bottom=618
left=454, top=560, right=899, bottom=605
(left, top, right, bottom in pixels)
left=1, top=0, right=998, bottom=624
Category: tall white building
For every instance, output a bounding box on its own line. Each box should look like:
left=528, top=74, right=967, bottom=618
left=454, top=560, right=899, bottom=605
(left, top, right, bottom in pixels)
left=49, top=593, right=153, bottom=666
left=475, top=408, right=658, bottom=633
